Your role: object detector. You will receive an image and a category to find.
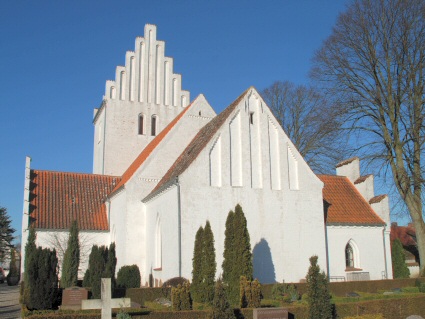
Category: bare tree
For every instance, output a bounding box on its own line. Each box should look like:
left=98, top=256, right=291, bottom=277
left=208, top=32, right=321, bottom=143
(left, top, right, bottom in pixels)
left=261, top=81, right=347, bottom=173
left=312, top=0, right=425, bottom=273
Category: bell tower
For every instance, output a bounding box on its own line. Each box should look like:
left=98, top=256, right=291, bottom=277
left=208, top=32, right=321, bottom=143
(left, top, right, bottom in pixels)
left=93, top=24, right=190, bottom=176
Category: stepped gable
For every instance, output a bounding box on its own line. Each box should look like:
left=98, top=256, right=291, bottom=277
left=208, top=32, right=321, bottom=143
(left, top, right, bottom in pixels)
left=318, top=174, right=385, bottom=226
left=109, top=98, right=196, bottom=195
left=146, top=87, right=251, bottom=199
left=103, top=24, right=190, bottom=107
left=29, top=170, right=120, bottom=230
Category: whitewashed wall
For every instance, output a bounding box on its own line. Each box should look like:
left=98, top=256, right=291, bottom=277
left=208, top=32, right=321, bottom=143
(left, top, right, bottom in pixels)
left=144, top=89, right=327, bottom=284
left=326, top=225, right=390, bottom=280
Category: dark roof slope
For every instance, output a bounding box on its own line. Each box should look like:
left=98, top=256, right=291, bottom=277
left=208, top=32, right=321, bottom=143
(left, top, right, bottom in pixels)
left=29, top=170, right=120, bottom=230
left=147, top=87, right=251, bottom=199
left=318, top=174, right=385, bottom=226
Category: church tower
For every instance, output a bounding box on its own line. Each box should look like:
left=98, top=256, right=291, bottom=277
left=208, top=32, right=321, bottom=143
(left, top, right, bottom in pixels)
left=93, top=24, right=190, bottom=176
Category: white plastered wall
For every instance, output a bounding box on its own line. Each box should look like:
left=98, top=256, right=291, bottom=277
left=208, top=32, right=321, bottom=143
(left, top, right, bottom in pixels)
left=143, top=89, right=327, bottom=284
left=326, top=225, right=390, bottom=280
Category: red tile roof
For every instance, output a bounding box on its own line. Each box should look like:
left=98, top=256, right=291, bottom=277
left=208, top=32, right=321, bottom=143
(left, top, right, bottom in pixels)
left=29, top=170, right=120, bottom=230
left=318, top=175, right=385, bottom=226
left=110, top=100, right=195, bottom=196
left=390, top=223, right=416, bottom=247
left=146, top=87, right=251, bottom=199
left=369, top=194, right=387, bottom=204
left=354, top=174, right=372, bottom=184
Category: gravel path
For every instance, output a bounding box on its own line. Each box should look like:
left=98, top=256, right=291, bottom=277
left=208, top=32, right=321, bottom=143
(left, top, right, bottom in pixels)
left=0, top=283, right=21, bottom=319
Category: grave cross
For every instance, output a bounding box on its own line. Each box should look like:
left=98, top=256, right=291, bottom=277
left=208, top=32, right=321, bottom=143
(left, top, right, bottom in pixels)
left=81, top=278, right=131, bottom=319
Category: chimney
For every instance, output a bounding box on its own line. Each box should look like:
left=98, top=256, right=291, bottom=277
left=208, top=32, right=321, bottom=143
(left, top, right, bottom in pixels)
left=336, top=157, right=360, bottom=183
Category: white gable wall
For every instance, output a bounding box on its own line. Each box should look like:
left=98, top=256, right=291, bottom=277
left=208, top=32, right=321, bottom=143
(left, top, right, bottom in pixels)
left=144, top=89, right=327, bottom=284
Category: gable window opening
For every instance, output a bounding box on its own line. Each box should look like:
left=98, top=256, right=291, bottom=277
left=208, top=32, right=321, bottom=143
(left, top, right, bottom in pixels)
left=138, top=114, right=145, bottom=135
left=151, top=115, right=157, bottom=136
left=250, top=112, right=254, bottom=125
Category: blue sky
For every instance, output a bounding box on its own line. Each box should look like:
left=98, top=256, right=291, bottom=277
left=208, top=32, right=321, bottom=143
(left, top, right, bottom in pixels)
left=3, top=0, right=391, bottom=240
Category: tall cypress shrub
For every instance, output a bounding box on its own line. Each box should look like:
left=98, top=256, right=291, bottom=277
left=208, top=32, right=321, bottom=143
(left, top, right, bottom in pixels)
left=191, top=226, right=204, bottom=302
left=23, top=226, right=36, bottom=307
left=306, top=256, right=332, bottom=319
left=391, top=238, right=410, bottom=278
left=86, top=245, right=107, bottom=298
left=234, top=204, right=252, bottom=281
left=202, top=221, right=216, bottom=304
left=61, top=220, right=80, bottom=288
left=104, top=242, right=117, bottom=289
left=223, top=205, right=252, bottom=305
left=222, top=210, right=235, bottom=301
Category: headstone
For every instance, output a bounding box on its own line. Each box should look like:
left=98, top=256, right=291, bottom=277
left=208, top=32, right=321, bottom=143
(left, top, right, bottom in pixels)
left=406, top=316, right=424, bottom=319
left=81, top=278, right=131, bottom=319
left=61, top=286, right=88, bottom=310
left=346, top=292, right=360, bottom=298
left=253, top=308, right=289, bottom=319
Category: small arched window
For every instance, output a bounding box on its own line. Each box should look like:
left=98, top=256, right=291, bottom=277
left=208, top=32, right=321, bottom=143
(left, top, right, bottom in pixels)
left=138, top=114, right=145, bottom=135
left=151, top=115, right=158, bottom=136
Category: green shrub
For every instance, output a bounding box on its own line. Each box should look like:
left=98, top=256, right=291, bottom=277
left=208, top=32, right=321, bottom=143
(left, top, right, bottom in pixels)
left=172, top=282, right=192, bottom=311
left=306, top=255, right=332, bottom=319
left=239, top=276, right=261, bottom=308
left=271, top=282, right=285, bottom=300
left=211, top=279, right=235, bottom=319
left=401, top=286, right=419, bottom=293
left=7, top=248, right=19, bottom=279
left=117, top=265, right=141, bottom=288
left=391, top=239, right=410, bottom=278
left=60, top=220, right=80, bottom=288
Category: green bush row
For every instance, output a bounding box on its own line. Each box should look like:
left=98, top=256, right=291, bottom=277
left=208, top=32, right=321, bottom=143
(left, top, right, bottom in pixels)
left=262, top=277, right=425, bottom=299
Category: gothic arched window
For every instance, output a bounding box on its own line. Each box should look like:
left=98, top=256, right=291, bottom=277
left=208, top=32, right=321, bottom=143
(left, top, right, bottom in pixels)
left=151, top=115, right=158, bottom=136
left=138, top=114, right=145, bottom=135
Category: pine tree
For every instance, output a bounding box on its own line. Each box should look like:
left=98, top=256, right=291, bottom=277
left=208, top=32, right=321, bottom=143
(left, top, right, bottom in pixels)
left=23, top=226, right=36, bottom=307
left=202, top=221, right=216, bottom=304
left=391, top=239, right=410, bottom=278
left=306, top=256, right=332, bottom=319
left=60, top=220, right=80, bottom=288
left=191, top=225, right=204, bottom=302
left=211, top=279, right=235, bottom=319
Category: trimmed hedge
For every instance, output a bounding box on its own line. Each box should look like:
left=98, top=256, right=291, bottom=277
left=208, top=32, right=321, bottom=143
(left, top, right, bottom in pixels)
left=117, top=265, right=141, bottom=289
left=262, top=277, right=425, bottom=299
left=123, top=287, right=171, bottom=305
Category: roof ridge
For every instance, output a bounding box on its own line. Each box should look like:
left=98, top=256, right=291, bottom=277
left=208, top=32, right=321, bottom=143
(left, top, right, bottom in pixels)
left=32, top=169, right=120, bottom=178
left=147, top=87, right=252, bottom=199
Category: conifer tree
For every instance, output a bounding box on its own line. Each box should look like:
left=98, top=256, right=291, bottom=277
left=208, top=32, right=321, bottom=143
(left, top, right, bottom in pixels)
left=222, top=210, right=236, bottom=301
left=23, top=226, right=36, bottom=306
left=104, top=242, right=117, bottom=289
left=60, top=220, right=80, bottom=288
left=87, top=245, right=107, bottom=298
left=223, top=205, right=253, bottom=305
left=211, top=279, right=235, bottom=319
left=391, top=239, right=410, bottom=279
left=234, top=204, right=253, bottom=281
left=191, top=225, right=204, bottom=302
left=306, top=256, right=332, bottom=319
left=202, top=221, right=216, bottom=304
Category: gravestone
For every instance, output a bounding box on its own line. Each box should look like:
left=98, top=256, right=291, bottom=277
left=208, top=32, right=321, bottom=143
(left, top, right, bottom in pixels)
left=253, top=308, right=289, bottom=319
left=81, top=278, right=131, bottom=319
left=61, top=286, right=88, bottom=310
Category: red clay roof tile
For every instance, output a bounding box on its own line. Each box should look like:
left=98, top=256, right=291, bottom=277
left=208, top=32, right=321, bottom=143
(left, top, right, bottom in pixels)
left=336, top=157, right=359, bottom=168
left=318, top=174, right=385, bottom=226
left=29, top=170, right=120, bottom=230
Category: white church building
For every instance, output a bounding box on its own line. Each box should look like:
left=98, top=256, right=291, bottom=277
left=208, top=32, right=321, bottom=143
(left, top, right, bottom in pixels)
left=21, top=24, right=393, bottom=286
